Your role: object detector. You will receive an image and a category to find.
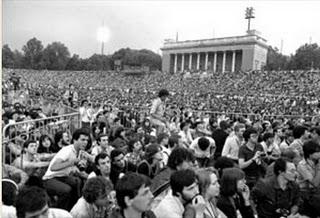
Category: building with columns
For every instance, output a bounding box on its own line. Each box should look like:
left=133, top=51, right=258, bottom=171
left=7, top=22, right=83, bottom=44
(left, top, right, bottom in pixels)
left=161, top=30, right=268, bottom=73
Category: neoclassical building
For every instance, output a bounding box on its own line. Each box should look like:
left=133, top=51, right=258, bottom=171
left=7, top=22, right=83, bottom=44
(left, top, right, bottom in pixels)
left=161, top=30, right=268, bottom=73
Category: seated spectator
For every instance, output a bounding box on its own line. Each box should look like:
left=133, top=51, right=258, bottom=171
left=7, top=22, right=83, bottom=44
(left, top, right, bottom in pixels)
left=153, top=169, right=201, bottom=218
left=110, top=149, right=136, bottom=186
left=88, top=152, right=111, bottom=180
left=190, top=136, right=216, bottom=168
left=157, top=133, right=170, bottom=166
left=12, top=140, right=50, bottom=177
left=91, top=133, right=114, bottom=157
left=71, top=176, right=115, bottom=218
left=125, top=135, right=144, bottom=166
left=111, top=127, right=128, bottom=152
left=217, top=167, right=255, bottom=218
left=252, top=158, right=302, bottom=218
left=110, top=172, right=156, bottom=218
left=52, top=130, right=70, bottom=152
left=37, top=134, right=56, bottom=160
left=42, top=128, right=90, bottom=210
left=15, top=186, right=72, bottom=218
left=137, top=143, right=163, bottom=179
left=184, top=168, right=227, bottom=218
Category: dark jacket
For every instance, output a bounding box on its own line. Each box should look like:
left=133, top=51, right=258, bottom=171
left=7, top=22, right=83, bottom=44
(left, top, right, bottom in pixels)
left=217, top=194, right=254, bottom=218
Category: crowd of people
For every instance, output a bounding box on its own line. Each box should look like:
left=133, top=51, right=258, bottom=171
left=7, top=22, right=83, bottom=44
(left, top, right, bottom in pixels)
left=2, top=68, right=320, bottom=218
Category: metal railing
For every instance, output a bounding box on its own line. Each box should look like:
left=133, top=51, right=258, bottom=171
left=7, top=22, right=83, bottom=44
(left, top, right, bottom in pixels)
left=2, top=112, right=81, bottom=166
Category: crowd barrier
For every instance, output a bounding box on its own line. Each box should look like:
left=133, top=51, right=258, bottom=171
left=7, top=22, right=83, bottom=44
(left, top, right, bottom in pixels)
left=2, top=112, right=81, bottom=167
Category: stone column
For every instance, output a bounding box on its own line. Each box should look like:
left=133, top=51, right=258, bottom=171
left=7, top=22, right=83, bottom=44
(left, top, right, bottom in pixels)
left=181, top=54, right=185, bottom=72
left=174, top=53, right=178, bottom=73
left=231, top=50, right=236, bottom=72
left=213, top=52, right=217, bottom=72
left=196, top=53, right=200, bottom=70
left=205, top=52, right=208, bottom=71
left=189, top=53, right=192, bottom=70
left=222, top=51, right=226, bottom=73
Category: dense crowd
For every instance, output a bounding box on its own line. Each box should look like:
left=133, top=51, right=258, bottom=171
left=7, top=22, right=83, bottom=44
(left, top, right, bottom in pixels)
left=2, top=69, right=320, bottom=218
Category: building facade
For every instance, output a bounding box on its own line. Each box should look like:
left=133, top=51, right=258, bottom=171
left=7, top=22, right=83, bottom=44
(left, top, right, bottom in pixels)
left=161, top=30, right=268, bottom=73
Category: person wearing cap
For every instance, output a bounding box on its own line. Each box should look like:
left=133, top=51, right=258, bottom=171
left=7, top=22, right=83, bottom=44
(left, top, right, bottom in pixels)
left=150, top=89, right=170, bottom=134
left=137, top=144, right=163, bottom=179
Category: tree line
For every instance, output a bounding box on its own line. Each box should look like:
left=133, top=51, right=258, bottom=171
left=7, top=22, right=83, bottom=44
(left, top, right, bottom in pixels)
left=2, top=37, right=162, bottom=71
left=2, top=37, right=320, bottom=71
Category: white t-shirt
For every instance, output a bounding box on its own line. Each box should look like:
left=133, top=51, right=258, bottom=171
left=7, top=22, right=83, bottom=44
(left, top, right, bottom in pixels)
left=43, top=145, right=77, bottom=180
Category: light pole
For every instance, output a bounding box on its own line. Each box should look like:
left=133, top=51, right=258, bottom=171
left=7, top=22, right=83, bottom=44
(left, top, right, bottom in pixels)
left=245, top=7, right=255, bottom=32
left=97, top=23, right=110, bottom=55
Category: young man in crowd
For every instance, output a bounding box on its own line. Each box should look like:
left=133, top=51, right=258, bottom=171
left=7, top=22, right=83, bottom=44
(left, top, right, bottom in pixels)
left=212, top=120, right=231, bottom=160
left=15, top=186, right=72, bottom=218
left=88, top=152, right=111, bottom=179
left=91, top=133, right=114, bottom=157
left=42, top=128, right=90, bottom=210
left=238, top=127, right=265, bottom=189
left=289, top=125, right=310, bottom=161
left=157, top=133, right=170, bottom=166
left=252, top=158, right=302, bottom=218
left=150, top=89, right=170, bottom=134
left=53, top=130, right=70, bottom=152
left=110, top=172, right=156, bottom=218
left=190, top=136, right=216, bottom=167
left=221, top=123, right=246, bottom=163
left=153, top=169, right=203, bottom=218
left=71, top=176, right=114, bottom=218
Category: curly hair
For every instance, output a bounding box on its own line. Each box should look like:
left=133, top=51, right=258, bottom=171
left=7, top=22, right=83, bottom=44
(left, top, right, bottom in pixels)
left=82, top=176, right=113, bottom=204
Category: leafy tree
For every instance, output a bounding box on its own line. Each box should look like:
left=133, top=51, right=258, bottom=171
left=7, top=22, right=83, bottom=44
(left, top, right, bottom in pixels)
left=265, top=46, right=289, bottom=70
left=290, top=43, right=320, bottom=70
left=22, top=37, right=44, bottom=69
left=2, top=44, right=15, bottom=68
left=13, top=50, right=24, bottom=69
left=65, top=54, right=82, bottom=71
left=85, top=54, right=112, bottom=70
left=42, top=42, right=70, bottom=70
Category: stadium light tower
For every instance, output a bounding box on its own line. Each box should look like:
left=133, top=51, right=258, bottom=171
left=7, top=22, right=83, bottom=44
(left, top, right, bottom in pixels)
left=245, top=7, right=255, bottom=32
left=97, top=21, right=110, bottom=55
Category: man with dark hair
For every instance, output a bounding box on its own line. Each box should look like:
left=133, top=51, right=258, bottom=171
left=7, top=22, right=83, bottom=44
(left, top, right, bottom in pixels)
left=110, top=149, right=136, bottom=186
left=190, top=136, right=216, bottom=167
left=88, top=152, right=111, bottom=180
left=42, top=128, right=90, bottom=210
left=239, top=127, right=265, bottom=189
left=252, top=158, right=302, bottom=218
left=53, top=130, right=70, bottom=152
left=310, top=126, right=320, bottom=145
left=150, top=89, right=170, bottom=134
left=260, top=132, right=280, bottom=164
left=15, top=186, right=72, bottom=218
left=71, top=176, right=114, bottom=218
left=110, top=172, right=156, bottom=218
left=297, top=140, right=320, bottom=216
left=92, top=133, right=114, bottom=157
left=212, top=120, right=231, bottom=160
left=289, top=125, right=310, bottom=160
left=222, top=123, right=245, bottom=163
left=157, top=133, right=170, bottom=166
left=153, top=169, right=201, bottom=218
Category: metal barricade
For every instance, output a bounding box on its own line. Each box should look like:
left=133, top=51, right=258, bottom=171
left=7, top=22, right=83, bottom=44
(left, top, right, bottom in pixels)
left=2, top=112, right=81, bottom=166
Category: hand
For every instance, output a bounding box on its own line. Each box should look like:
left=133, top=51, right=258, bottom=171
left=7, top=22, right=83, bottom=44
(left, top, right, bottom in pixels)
left=241, top=184, right=250, bottom=202
left=191, top=195, right=206, bottom=214
left=252, top=151, right=261, bottom=161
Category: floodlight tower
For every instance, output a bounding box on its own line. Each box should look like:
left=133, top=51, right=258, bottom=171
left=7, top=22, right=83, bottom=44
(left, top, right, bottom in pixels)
left=245, top=7, right=255, bottom=32
left=97, top=20, right=110, bottom=55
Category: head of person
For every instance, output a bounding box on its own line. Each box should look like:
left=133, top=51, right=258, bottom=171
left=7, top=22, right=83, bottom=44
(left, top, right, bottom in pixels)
left=167, top=147, right=195, bottom=170
left=23, top=140, right=38, bottom=155
left=2, top=179, right=18, bottom=206
left=170, top=169, right=199, bottom=204
left=220, top=167, right=246, bottom=197
left=127, top=135, right=143, bottom=153
left=158, top=89, right=170, bottom=102
left=310, top=126, right=320, bottom=142
left=54, top=130, right=69, bottom=146
left=97, top=133, right=109, bottom=149
left=72, top=128, right=90, bottom=151
left=273, top=157, right=297, bottom=182
left=198, top=137, right=210, bottom=151
left=197, top=168, right=220, bottom=200
left=38, top=135, right=54, bottom=153
left=111, top=149, right=125, bottom=169
left=95, top=152, right=111, bottom=175
left=292, top=125, right=309, bottom=140
left=83, top=176, right=113, bottom=207
left=243, top=127, right=259, bottom=144
left=69, top=83, right=75, bottom=90
left=81, top=99, right=88, bottom=107
left=281, top=148, right=300, bottom=166
left=263, top=132, right=274, bottom=146
left=15, top=186, right=50, bottom=218
left=114, top=127, right=126, bottom=139
left=168, top=134, right=182, bottom=149
left=234, top=123, right=246, bottom=139
left=157, top=133, right=169, bottom=146
left=115, top=172, right=153, bottom=212
left=303, top=140, right=320, bottom=162
left=220, top=120, right=232, bottom=133
left=180, top=121, right=191, bottom=132
left=144, top=143, right=162, bottom=164
left=214, top=156, right=236, bottom=178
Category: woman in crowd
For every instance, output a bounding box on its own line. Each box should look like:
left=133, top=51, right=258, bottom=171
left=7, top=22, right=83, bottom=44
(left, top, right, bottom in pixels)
left=217, top=167, right=255, bottom=218
left=137, top=143, right=162, bottom=179
left=37, top=134, right=56, bottom=161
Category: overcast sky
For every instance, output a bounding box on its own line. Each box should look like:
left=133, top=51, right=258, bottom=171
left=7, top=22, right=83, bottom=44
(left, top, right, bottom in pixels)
left=3, top=0, right=320, bottom=58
